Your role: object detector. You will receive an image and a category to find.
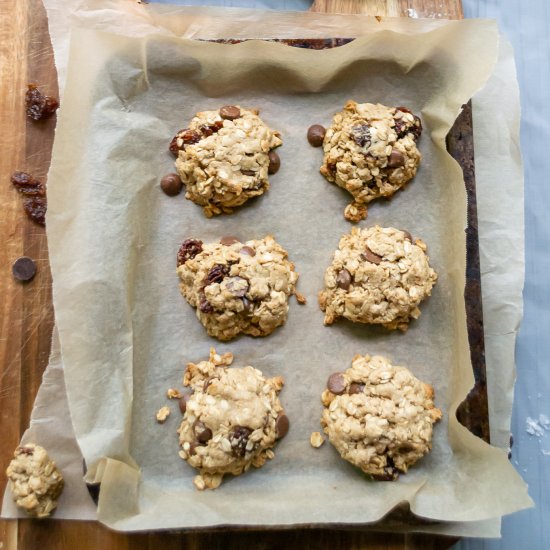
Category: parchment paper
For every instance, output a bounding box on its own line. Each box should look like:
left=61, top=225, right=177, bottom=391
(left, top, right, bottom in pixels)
left=1, top=1, right=532, bottom=537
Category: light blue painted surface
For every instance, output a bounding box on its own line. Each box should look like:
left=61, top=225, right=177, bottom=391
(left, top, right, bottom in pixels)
left=152, top=1, right=549, bottom=547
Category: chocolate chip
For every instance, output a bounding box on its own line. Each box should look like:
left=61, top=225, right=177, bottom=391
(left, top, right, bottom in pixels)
left=307, top=124, right=326, bottom=147
left=177, top=239, right=203, bottom=266
left=276, top=413, right=290, bottom=439
left=361, top=247, right=382, bottom=264
left=179, top=392, right=192, bottom=414
left=219, top=105, right=241, bottom=120
left=327, top=373, right=346, bottom=395
left=349, top=382, right=365, bottom=395
left=351, top=124, right=371, bottom=148
left=239, top=246, right=256, bottom=257
left=225, top=276, right=249, bottom=297
left=327, top=162, right=337, bottom=174
left=220, top=236, right=239, bottom=246
left=160, top=173, right=183, bottom=196
left=229, top=426, right=252, bottom=457
left=12, top=257, right=36, bottom=282
left=242, top=296, right=253, bottom=313
left=336, top=268, right=352, bottom=290
left=387, top=149, right=405, bottom=169
left=241, top=169, right=256, bottom=176
left=402, top=230, right=413, bottom=242
left=194, top=421, right=213, bottom=443
left=268, top=151, right=280, bottom=175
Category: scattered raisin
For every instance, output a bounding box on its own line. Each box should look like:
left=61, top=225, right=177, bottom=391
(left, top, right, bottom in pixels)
left=23, top=197, right=47, bottom=225
left=169, top=128, right=201, bottom=156
left=177, top=239, right=203, bottom=266
left=25, top=84, right=59, bottom=121
left=204, top=264, right=229, bottom=286
left=198, top=295, right=214, bottom=313
left=11, top=171, right=45, bottom=196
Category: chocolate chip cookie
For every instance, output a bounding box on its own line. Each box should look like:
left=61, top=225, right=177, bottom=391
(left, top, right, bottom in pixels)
left=6, top=444, right=64, bottom=517
left=172, top=106, right=282, bottom=217
left=177, top=348, right=288, bottom=490
left=318, top=226, right=437, bottom=331
left=321, top=353, right=442, bottom=480
left=177, top=235, right=299, bottom=341
left=319, top=101, right=422, bottom=222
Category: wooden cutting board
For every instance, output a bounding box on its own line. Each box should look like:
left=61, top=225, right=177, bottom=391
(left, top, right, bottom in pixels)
left=0, top=1, right=477, bottom=548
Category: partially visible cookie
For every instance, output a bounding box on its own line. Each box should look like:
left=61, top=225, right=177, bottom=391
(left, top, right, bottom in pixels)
left=177, top=235, right=300, bottom=341
left=318, top=226, right=437, bottom=331
left=177, top=348, right=288, bottom=490
left=6, top=444, right=64, bottom=517
left=172, top=106, right=282, bottom=217
left=321, top=353, right=442, bottom=480
left=319, top=101, right=422, bottom=222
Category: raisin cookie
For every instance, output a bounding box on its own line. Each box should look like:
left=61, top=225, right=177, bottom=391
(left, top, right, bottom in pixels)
left=177, top=235, right=300, bottom=341
left=172, top=106, right=282, bottom=217
left=320, top=101, right=422, bottom=222
left=6, top=444, right=64, bottom=517
left=321, top=353, right=442, bottom=480
left=319, top=226, right=437, bottom=331
left=177, top=348, right=289, bottom=490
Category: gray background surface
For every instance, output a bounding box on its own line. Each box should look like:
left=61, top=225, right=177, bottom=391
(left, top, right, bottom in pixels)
left=152, top=1, right=549, bottom=547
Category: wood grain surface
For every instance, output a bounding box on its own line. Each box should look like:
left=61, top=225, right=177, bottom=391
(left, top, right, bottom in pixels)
left=0, top=0, right=466, bottom=549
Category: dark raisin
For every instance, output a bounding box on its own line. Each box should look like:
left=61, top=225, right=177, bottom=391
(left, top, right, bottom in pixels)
left=11, top=171, right=45, bottom=196
left=193, top=421, right=213, bottom=443
left=204, top=264, right=229, bottom=286
left=229, top=426, right=252, bottom=457
left=198, top=295, right=213, bottom=313
left=23, top=197, right=47, bottom=225
left=169, top=128, right=201, bottom=156
left=411, top=115, right=422, bottom=140
left=169, top=129, right=185, bottom=155
left=177, top=239, right=203, bottom=266
left=350, top=124, right=371, bottom=147
left=25, top=84, right=59, bottom=121
left=327, top=162, right=336, bottom=174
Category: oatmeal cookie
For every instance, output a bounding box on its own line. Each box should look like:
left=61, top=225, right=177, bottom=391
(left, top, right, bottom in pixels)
left=177, top=235, right=300, bottom=341
left=318, top=226, right=437, bottom=331
left=6, top=444, right=64, bottom=517
left=177, top=348, right=289, bottom=490
left=320, top=101, right=422, bottom=222
left=321, top=353, right=442, bottom=480
left=172, top=106, right=282, bottom=217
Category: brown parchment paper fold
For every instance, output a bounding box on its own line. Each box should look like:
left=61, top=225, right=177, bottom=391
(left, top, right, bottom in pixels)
left=37, top=17, right=532, bottom=530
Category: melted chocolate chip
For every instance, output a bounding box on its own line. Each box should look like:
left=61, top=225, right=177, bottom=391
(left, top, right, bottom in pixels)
left=177, top=239, right=203, bottom=266
left=220, top=236, right=239, bottom=246
left=179, top=392, right=192, bottom=414
left=268, top=151, right=280, bottom=175
left=361, top=247, right=382, bottom=264
left=241, top=296, right=253, bottom=313
left=276, top=413, right=290, bottom=439
left=239, top=246, right=256, bottom=257
left=307, top=124, right=326, bottom=147
left=349, top=382, right=365, bottom=395
left=387, top=149, right=405, bottom=169
left=225, top=276, right=249, bottom=297
left=219, top=105, right=241, bottom=120
left=336, top=268, right=352, bottom=290
left=194, top=421, right=213, bottom=443
left=327, top=373, right=346, bottom=395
